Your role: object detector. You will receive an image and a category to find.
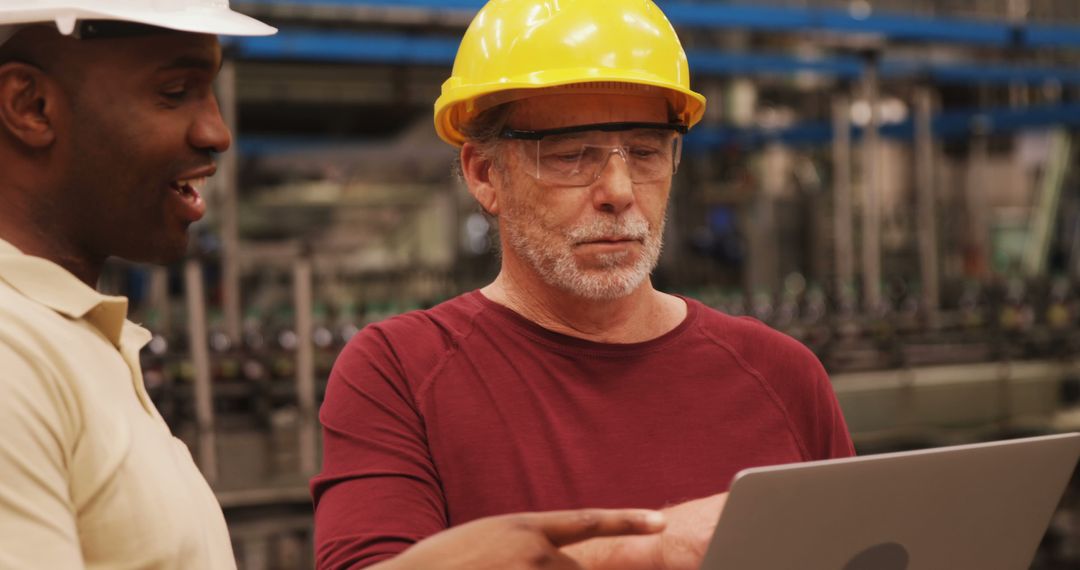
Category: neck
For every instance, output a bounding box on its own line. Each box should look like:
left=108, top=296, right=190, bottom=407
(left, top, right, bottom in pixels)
left=481, top=259, right=686, bottom=344
left=0, top=185, right=103, bottom=287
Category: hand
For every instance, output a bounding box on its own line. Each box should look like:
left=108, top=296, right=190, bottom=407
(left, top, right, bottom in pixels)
left=563, top=492, right=729, bottom=570
left=374, top=508, right=668, bottom=570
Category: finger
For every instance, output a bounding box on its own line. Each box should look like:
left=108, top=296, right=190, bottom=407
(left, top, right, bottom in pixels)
left=527, top=508, right=667, bottom=547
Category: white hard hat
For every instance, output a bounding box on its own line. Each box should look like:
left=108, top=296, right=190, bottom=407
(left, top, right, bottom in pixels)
left=0, top=0, right=275, bottom=43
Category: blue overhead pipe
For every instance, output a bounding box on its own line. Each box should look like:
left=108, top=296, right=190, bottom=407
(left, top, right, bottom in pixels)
left=236, top=0, right=1080, bottom=48
left=235, top=103, right=1080, bottom=156
left=1025, top=24, right=1080, bottom=49
left=230, top=30, right=460, bottom=65
left=683, top=103, right=1080, bottom=152
left=229, top=28, right=1080, bottom=86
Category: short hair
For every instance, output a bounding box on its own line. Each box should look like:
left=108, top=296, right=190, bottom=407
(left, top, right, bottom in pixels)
left=452, top=102, right=514, bottom=182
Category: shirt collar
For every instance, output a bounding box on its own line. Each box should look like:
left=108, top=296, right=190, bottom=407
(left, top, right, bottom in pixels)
left=0, top=238, right=130, bottom=346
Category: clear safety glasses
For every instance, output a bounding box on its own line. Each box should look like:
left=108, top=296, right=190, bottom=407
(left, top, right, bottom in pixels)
left=499, top=122, right=687, bottom=188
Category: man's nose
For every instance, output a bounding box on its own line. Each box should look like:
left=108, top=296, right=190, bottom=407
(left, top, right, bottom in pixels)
left=189, top=95, right=232, bottom=154
left=590, top=148, right=636, bottom=215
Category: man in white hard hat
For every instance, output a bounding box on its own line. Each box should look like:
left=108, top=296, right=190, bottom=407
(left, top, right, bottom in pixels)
left=0, top=2, right=670, bottom=569
left=0, top=3, right=271, bottom=568
left=313, top=1, right=855, bottom=569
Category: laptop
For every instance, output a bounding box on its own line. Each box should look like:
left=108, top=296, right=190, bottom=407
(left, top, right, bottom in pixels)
left=699, top=433, right=1080, bottom=570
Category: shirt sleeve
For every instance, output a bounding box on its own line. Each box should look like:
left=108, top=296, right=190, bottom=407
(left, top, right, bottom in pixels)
left=762, top=330, right=855, bottom=460
left=0, top=342, right=84, bottom=570
left=311, top=325, right=448, bottom=570
left=732, top=316, right=855, bottom=461
left=805, top=354, right=857, bottom=459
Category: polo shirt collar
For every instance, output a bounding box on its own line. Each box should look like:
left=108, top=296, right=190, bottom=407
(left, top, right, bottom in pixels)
left=0, top=238, right=130, bottom=346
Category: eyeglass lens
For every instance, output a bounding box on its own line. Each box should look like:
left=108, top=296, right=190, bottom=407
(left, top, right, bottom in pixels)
left=532, top=129, right=682, bottom=187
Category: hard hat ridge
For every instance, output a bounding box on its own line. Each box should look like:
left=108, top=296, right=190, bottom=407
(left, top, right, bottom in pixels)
left=0, top=0, right=276, bottom=38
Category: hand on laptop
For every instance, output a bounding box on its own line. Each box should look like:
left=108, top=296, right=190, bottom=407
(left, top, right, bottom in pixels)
left=563, top=491, right=729, bottom=570
left=374, top=508, right=668, bottom=570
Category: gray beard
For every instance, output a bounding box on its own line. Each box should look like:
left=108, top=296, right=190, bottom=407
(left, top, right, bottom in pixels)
left=503, top=213, right=665, bottom=301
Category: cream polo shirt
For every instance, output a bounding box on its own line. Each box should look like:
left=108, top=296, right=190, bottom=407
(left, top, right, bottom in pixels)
left=0, top=239, right=236, bottom=570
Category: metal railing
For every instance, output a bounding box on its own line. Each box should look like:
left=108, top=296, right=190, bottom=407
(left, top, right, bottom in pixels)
left=717, top=0, right=1080, bottom=23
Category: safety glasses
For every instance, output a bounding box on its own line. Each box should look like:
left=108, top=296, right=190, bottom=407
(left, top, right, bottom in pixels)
left=499, top=122, right=687, bottom=187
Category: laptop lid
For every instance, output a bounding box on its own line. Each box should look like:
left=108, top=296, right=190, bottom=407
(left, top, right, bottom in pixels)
left=699, top=433, right=1080, bottom=570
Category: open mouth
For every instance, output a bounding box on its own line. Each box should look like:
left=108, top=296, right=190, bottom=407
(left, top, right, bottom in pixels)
left=170, top=177, right=206, bottom=201
left=168, top=176, right=208, bottom=223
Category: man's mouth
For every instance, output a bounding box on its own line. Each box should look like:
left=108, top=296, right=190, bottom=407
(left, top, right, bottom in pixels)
left=168, top=176, right=209, bottom=223
left=578, top=236, right=644, bottom=245
left=170, top=177, right=206, bottom=201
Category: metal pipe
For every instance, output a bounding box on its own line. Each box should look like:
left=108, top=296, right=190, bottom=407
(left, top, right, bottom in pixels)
left=293, top=257, right=318, bottom=476
left=148, top=266, right=170, bottom=332
left=861, top=55, right=883, bottom=311
left=832, top=93, right=855, bottom=293
left=914, top=88, right=941, bottom=317
left=184, top=259, right=217, bottom=484
left=967, top=128, right=991, bottom=278
left=218, top=60, right=242, bottom=343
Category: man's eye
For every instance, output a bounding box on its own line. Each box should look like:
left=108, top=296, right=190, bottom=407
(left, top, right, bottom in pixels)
left=161, top=86, right=189, bottom=101
left=630, top=147, right=660, bottom=158
left=551, top=151, right=584, bottom=162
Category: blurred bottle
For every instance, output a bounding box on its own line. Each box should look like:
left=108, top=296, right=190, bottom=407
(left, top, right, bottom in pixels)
left=834, top=283, right=860, bottom=340
left=802, top=285, right=831, bottom=356
left=241, top=307, right=270, bottom=384
left=312, top=302, right=337, bottom=379
left=271, top=306, right=298, bottom=382
left=336, top=301, right=361, bottom=346
left=774, top=273, right=806, bottom=337
left=1046, top=277, right=1073, bottom=332
left=958, top=281, right=986, bottom=334
left=750, top=290, right=774, bottom=324
left=207, top=309, right=239, bottom=383
left=999, top=279, right=1034, bottom=335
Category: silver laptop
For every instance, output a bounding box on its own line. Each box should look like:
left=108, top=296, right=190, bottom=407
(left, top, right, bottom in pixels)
left=700, top=433, right=1080, bottom=570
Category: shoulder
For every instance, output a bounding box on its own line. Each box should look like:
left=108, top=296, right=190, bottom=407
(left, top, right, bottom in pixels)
left=689, top=299, right=853, bottom=459
left=0, top=286, right=81, bottom=445
left=372, top=292, right=486, bottom=344
left=693, top=301, right=820, bottom=368
left=690, top=300, right=828, bottom=393
left=0, top=283, right=67, bottom=375
left=331, top=293, right=488, bottom=389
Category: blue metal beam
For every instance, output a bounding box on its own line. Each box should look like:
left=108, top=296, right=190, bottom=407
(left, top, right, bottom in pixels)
left=687, top=51, right=863, bottom=78
left=235, top=103, right=1080, bottom=156
left=683, top=103, right=1080, bottom=152
left=658, top=3, right=816, bottom=34
left=1026, top=24, right=1080, bottom=49
left=811, top=8, right=1012, bottom=46
left=230, top=29, right=460, bottom=65
left=237, top=0, right=1080, bottom=48
left=229, top=29, right=1080, bottom=86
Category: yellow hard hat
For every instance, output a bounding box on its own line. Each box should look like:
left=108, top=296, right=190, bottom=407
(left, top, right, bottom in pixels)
left=434, top=0, right=707, bottom=147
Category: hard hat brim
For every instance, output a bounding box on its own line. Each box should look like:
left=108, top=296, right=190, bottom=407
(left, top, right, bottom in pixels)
left=0, top=7, right=276, bottom=37
left=435, top=72, right=707, bottom=148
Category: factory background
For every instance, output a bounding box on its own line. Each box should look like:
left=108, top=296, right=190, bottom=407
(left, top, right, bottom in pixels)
left=96, top=1, right=1080, bottom=568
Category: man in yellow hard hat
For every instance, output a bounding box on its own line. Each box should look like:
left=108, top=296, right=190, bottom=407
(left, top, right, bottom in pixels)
left=313, top=1, right=854, bottom=569
left=0, top=2, right=669, bottom=569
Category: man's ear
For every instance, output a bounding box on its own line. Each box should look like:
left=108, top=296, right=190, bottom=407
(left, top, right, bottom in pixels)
left=460, top=142, right=501, bottom=216
left=0, top=62, right=57, bottom=149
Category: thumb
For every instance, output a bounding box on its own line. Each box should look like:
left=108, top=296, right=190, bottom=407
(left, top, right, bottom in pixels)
left=527, top=508, right=667, bottom=548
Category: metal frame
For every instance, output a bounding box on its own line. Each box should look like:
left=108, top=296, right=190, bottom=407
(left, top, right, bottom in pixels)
left=226, top=29, right=1080, bottom=85
left=235, top=1, right=1080, bottom=47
